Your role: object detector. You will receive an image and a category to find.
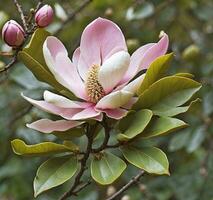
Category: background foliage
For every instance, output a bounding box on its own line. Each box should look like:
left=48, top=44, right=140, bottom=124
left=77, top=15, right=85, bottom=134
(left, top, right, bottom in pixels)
left=0, top=0, right=212, bottom=199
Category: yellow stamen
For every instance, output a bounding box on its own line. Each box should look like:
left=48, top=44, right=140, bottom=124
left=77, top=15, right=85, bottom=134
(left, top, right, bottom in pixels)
left=85, top=64, right=105, bottom=103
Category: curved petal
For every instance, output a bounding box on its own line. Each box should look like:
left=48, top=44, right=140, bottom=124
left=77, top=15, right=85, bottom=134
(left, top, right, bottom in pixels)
left=55, top=53, right=87, bottom=99
left=121, top=43, right=154, bottom=84
left=78, top=17, right=127, bottom=79
left=98, top=51, right=130, bottom=93
left=122, top=74, right=145, bottom=94
left=43, top=36, right=68, bottom=73
left=72, top=47, right=80, bottom=66
left=95, top=90, right=133, bottom=109
left=121, top=33, right=169, bottom=84
left=102, top=108, right=128, bottom=119
left=139, top=33, right=169, bottom=71
left=43, top=90, right=92, bottom=108
left=26, top=119, right=84, bottom=133
left=122, top=97, right=138, bottom=109
left=22, top=94, right=82, bottom=120
left=43, top=37, right=87, bottom=100
left=71, top=107, right=101, bottom=120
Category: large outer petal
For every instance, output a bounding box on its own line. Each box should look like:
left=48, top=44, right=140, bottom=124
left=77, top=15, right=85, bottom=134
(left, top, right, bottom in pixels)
left=27, top=119, right=84, bottom=133
left=43, top=90, right=92, bottom=108
left=22, top=94, right=82, bottom=120
left=121, top=33, right=169, bottom=84
left=43, top=36, right=87, bottom=100
left=78, top=17, right=127, bottom=80
left=98, top=51, right=130, bottom=93
left=71, top=107, right=101, bottom=120
left=102, top=108, right=128, bottom=120
left=95, top=90, right=133, bottom=109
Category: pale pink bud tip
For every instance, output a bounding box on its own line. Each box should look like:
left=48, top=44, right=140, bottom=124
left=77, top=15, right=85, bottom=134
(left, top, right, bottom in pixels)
left=2, top=20, right=25, bottom=47
left=35, top=5, right=54, bottom=27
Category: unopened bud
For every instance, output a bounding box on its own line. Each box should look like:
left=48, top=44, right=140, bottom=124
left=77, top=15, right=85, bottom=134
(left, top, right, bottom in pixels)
left=121, top=195, right=131, bottom=200
left=35, top=5, right=53, bottom=27
left=182, top=44, right=200, bottom=61
left=2, top=20, right=25, bottom=47
left=106, top=186, right=116, bottom=196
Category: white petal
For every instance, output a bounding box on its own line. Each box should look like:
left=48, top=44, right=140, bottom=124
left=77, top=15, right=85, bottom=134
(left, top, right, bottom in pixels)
left=27, top=119, right=84, bottom=133
left=43, top=90, right=91, bottom=108
left=122, top=74, right=145, bottom=94
left=96, top=90, right=133, bottom=109
left=98, top=51, right=130, bottom=93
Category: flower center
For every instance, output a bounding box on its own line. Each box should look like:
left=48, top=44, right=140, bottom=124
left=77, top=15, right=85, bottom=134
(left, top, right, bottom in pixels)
left=85, top=64, right=105, bottom=103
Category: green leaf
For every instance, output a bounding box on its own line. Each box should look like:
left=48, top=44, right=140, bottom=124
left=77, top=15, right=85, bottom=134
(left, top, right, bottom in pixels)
left=153, top=98, right=201, bottom=117
left=121, top=146, right=169, bottom=175
left=138, top=53, right=173, bottom=95
left=91, top=152, right=126, bottom=185
left=63, top=140, right=80, bottom=152
left=53, top=127, right=84, bottom=140
left=11, top=139, right=73, bottom=156
left=117, top=109, right=153, bottom=141
left=134, top=76, right=201, bottom=115
left=175, top=72, right=195, bottom=79
left=18, top=28, right=75, bottom=99
left=34, top=155, right=77, bottom=197
left=140, top=117, right=188, bottom=138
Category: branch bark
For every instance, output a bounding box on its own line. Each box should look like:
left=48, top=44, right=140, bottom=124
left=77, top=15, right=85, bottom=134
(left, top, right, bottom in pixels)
left=106, top=170, right=145, bottom=200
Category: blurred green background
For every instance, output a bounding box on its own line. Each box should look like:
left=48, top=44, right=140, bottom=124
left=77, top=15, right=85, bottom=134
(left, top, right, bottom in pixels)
left=0, top=0, right=212, bottom=199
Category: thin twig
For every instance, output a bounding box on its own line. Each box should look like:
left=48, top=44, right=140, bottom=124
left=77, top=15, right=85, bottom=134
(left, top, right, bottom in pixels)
left=55, top=0, right=93, bottom=35
left=106, top=170, right=145, bottom=200
left=13, top=0, right=28, bottom=31
left=59, top=123, right=96, bottom=200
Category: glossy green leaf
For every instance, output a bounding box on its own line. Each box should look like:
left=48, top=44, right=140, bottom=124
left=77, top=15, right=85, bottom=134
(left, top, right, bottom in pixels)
left=134, top=76, right=201, bottom=114
left=11, top=139, right=73, bottom=156
left=154, top=98, right=201, bottom=116
left=138, top=53, right=173, bottom=95
left=117, top=109, right=153, bottom=141
left=91, top=152, right=126, bottom=185
left=53, top=127, right=84, bottom=140
left=140, top=117, right=188, bottom=138
left=63, top=141, right=79, bottom=152
left=34, top=155, right=77, bottom=197
left=121, top=146, right=169, bottom=175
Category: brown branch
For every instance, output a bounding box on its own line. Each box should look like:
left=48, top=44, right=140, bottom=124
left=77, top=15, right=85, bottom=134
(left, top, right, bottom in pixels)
left=59, top=123, right=96, bottom=200
left=106, top=170, right=145, bottom=200
left=55, top=0, right=93, bottom=35
left=13, top=0, right=28, bottom=31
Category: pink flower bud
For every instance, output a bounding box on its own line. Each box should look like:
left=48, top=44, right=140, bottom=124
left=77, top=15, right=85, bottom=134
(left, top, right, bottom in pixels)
left=35, top=5, right=54, bottom=27
left=2, top=20, right=25, bottom=47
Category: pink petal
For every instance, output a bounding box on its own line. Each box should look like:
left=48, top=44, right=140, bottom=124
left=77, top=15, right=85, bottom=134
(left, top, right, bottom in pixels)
left=55, top=53, right=87, bottom=100
left=102, top=108, right=128, bottom=120
left=72, top=47, right=80, bottom=66
left=93, top=113, right=103, bottom=121
left=71, top=107, right=101, bottom=120
left=95, top=90, right=133, bottom=109
left=121, top=43, right=154, bottom=84
left=43, top=90, right=92, bottom=108
left=78, top=17, right=127, bottom=80
left=139, top=33, right=169, bottom=71
left=26, top=119, right=84, bottom=133
left=22, top=93, right=82, bottom=120
left=120, top=33, right=169, bottom=84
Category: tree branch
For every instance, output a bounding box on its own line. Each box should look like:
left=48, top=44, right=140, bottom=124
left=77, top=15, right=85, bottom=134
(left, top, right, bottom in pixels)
left=55, top=0, right=93, bottom=35
left=106, top=170, right=145, bottom=200
left=59, top=123, right=96, bottom=200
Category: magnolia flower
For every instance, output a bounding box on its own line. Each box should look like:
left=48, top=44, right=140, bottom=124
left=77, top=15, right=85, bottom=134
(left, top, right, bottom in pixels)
left=23, top=18, right=168, bottom=133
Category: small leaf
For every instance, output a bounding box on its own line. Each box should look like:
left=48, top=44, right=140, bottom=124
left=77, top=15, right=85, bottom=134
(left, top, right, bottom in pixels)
left=11, top=139, right=73, bottom=156
left=138, top=53, right=173, bottom=94
left=121, top=146, right=169, bottom=175
left=91, top=152, right=126, bottom=185
left=134, top=76, right=201, bottom=114
left=63, top=141, right=79, bottom=152
left=140, top=117, right=188, bottom=138
left=117, top=109, right=153, bottom=141
left=34, top=155, right=77, bottom=197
